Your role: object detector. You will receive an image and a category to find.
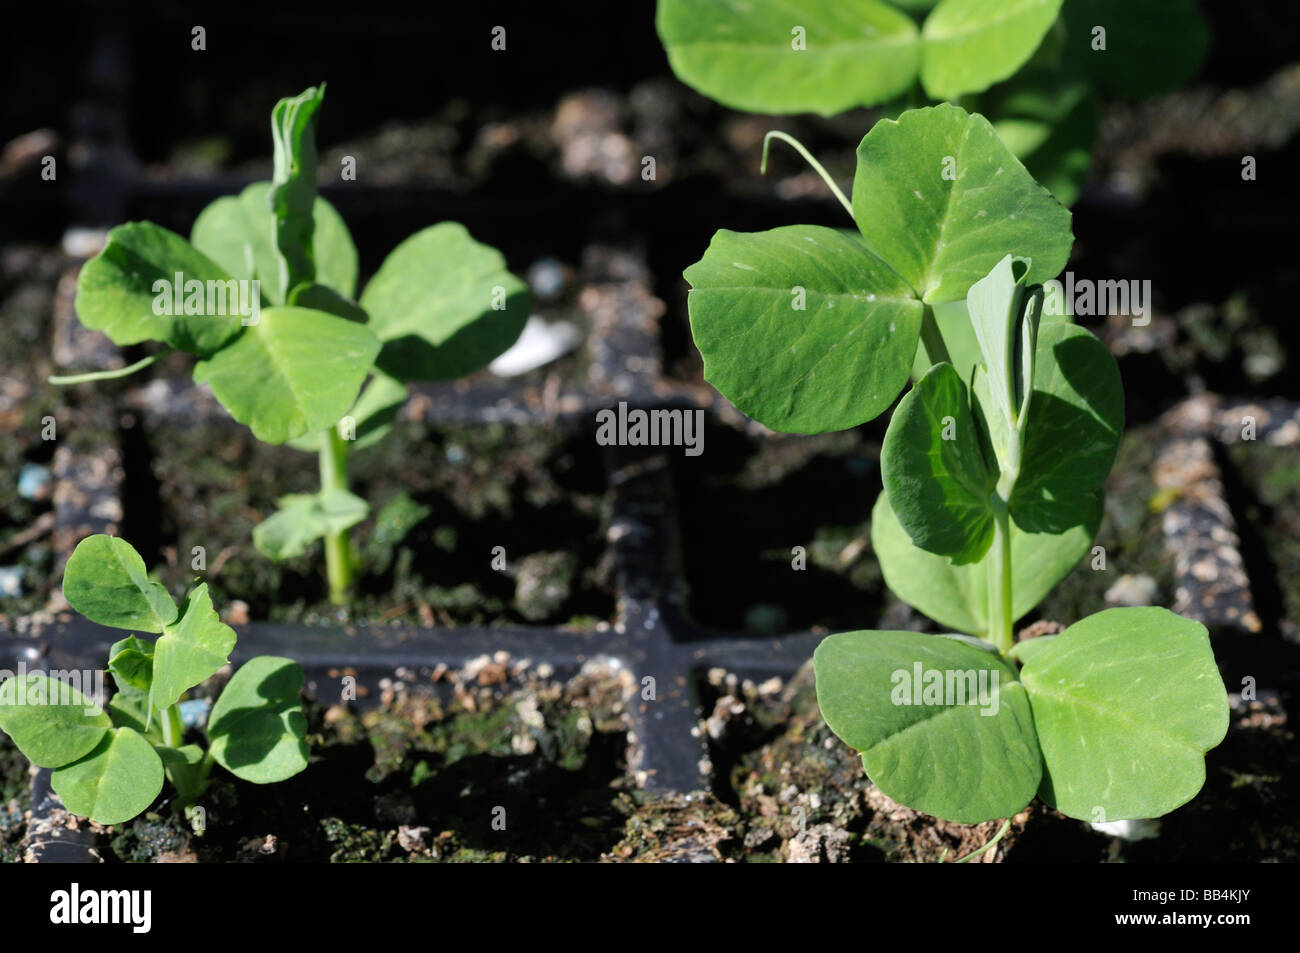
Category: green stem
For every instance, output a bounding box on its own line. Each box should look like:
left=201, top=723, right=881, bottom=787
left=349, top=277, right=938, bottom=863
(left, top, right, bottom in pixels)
left=161, top=703, right=183, bottom=748
left=987, top=498, right=1014, bottom=655
left=918, top=304, right=952, bottom=369
left=48, top=349, right=172, bottom=385
left=955, top=817, right=1012, bottom=863
left=319, top=427, right=354, bottom=604
left=761, top=131, right=855, bottom=220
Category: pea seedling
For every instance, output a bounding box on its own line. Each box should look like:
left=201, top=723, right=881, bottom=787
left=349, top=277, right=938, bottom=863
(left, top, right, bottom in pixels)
left=656, top=0, right=1208, bottom=204
left=53, top=85, right=530, bottom=604
left=684, top=103, right=1227, bottom=827
left=0, top=535, right=309, bottom=825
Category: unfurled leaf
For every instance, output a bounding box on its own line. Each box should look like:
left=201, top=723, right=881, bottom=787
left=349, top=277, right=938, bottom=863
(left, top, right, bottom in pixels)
left=655, top=0, right=921, bottom=115
left=920, top=0, right=1064, bottom=101
left=851, top=103, right=1072, bottom=303
left=1020, top=607, right=1228, bottom=820
left=74, top=223, right=244, bottom=357
left=107, top=635, right=155, bottom=693
left=871, top=487, right=1100, bottom=635
left=288, top=372, right=407, bottom=454
left=0, top=674, right=111, bottom=768
left=208, top=656, right=309, bottom=784
left=1009, top=321, right=1122, bottom=533
left=684, top=226, right=923, bottom=433
left=253, top=489, right=369, bottom=561
left=63, top=535, right=177, bottom=633
left=51, top=728, right=164, bottom=825
left=150, top=584, right=236, bottom=715
left=881, top=362, right=996, bottom=563
left=815, top=629, right=1040, bottom=823
left=360, top=223, right=529, bottom=383
left=192, top=305, right=380, bottom=444
left=191, top=183, right=359, bottom=304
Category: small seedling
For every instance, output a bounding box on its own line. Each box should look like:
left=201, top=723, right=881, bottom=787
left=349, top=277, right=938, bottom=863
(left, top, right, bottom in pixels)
left=683, top=102, right=1227, bottom=827
left=53, top=85, right=530, bottom=604
left=0, top=535, right=309, bottom=826
left=656, top=0, right=1208, bottom=204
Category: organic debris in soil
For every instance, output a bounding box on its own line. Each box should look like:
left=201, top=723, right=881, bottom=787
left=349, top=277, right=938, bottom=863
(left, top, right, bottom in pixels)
left=103, top=656, right=638, bottom=862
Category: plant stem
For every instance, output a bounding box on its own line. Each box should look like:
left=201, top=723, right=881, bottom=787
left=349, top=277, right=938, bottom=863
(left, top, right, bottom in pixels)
left=987, top=497, right=1014, bottom=654
left=319, top=426, right=354, bottom=604
left=955, top=817, right=1012, bottom=863
left=48, top=349, right=172, bottom=385
left=918, top=304, right=952, bottom=368
left=161, top=703, right=183, bottom=748
left=761, top=131, right=855, bottom=220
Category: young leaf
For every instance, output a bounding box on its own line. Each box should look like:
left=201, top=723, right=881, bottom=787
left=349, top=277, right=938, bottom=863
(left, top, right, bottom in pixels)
left=851, top=103, right=1072, bottom=303
left=269, top=85, right=325, bottom=298
left=192, top=305, right=381, bottom=444
left=50, top=727, right=164, bottom=826
left=106, top=689, right=163, bottom=743
left=684, top=226, right=924, bottom=433
left=655, top=0, right=921, bottom=115
left=191, top=183, right=359, bottom=304
left=63, top=534, right=178, bottom=633
left=107, top=635, right=155, bottom=693
left=158, top=745, right=207, bottom=797
left=287, top=372, right=408, bottom=454
left=150, top=584, right=237, bottom=715
left=881, top=362, right=997, bottom=563
left=814, top=630, right=1041, bottom=823
left=871, top=488, right=1100, bottom=635
left=359, top=223, right=530, bottom=383
left=74, top=222, right=244, bottom=357
left=1020, top=607, right=1229, bottom=820
left=208, top=656, right=310, bottom=784
left=1009, top=321, right=1122, bottom=534
left=252, top=489, right=369, bottom=561
left=0, top=674, right=111, bottom=768
left=966, top=253, right=1033, bottom=427
left=920, top=0, right=1064, bottom=101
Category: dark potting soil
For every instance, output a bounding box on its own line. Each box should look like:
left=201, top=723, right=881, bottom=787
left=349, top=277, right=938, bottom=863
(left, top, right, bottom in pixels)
left=0, top=732, right=30, bottom=864
left=123, top=413, right=617, bottom=629
left=1225, top=439, right=1300, bottom=644
left=106, top=660, right=638, bottom=862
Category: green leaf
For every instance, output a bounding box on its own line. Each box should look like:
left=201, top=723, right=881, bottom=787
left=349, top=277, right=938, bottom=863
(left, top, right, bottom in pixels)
left=157, top=744, right=207, bottom=797
left=851, top=103, right=1073, bottom=303
left=1016, top=90, right=1098, bottom=208
left=269, top=85, right=325, bottom=298
left=63, top=535, right=177, bottom=633
left=191, top=183, right=359, bottom=304
left=192, top=305, right=380, bottom=444
left=1009, top=322, right=1122, bottom=533
left=287, top=372, right=407, bottom=454
left=684, top=226, right=924, bottom=433
left=814, top=630, right=1041, bottom=823
left=107, top=636, right=155, bottom=693
left=106, top=689, right=163, bottom=743
left=360, top=223, right=529, bottom=383
left=253, top=489, right=369, bottom=561
left=150, top=584, right=236, bottom=714
left=74, top=222, right=245, bottom=356
left=655, top=0, right=921, bottom=115
left=881, top=362, right=996, bottom=563
left=208, top=656, right=310, bottom=784
left=1020, top=607, right=1229, bottom=820
left=1062, top=0, right=1208, bottom=100
left=920, top=0, right=1064, bottom=100
left=871, top=487, right=1100, bottom=635
left=966, top=253, right=1036, bottom=427
left=51, top=728, right=164, bottom=825
left=0, top=674, right=111, bottom=768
